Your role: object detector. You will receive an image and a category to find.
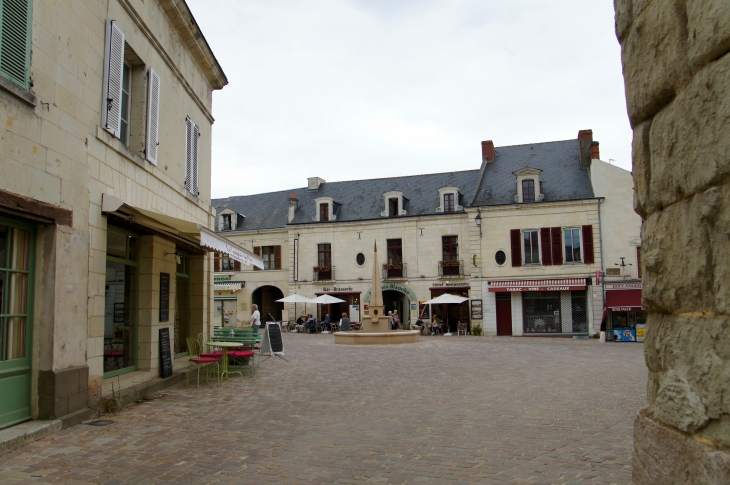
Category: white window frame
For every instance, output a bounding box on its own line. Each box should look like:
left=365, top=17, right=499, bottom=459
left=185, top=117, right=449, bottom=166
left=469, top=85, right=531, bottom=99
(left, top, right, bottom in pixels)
left=563, top=227, right=583, bottom=263
left=380, top=191, right=407, bottom=217
left=513, top=167, right=544, bottom=203
left=437, top=187, right=462, bottom=213
left=522, top=229, right=541, bottom=265
left=313, top=196, right=336, bottom=222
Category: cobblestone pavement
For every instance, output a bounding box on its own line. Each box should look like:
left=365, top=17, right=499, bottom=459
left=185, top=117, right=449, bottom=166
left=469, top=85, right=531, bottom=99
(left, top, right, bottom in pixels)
left=0, top=335, right=646, bottom=484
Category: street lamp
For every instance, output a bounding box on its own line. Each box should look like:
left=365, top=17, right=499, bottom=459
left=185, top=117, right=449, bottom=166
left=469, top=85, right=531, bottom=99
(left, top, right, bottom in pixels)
left=475, top=209, right=482, bottom=238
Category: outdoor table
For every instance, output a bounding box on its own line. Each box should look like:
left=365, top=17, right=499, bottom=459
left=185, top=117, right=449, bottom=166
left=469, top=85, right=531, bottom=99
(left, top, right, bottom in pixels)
left=207, top=341, right=244, bottom=382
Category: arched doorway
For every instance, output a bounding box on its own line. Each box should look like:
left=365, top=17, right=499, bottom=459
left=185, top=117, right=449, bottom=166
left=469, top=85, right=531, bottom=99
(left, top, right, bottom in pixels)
left=251, top=285, right=284, bottom=323
left=383, top=291, right=408, bottom=329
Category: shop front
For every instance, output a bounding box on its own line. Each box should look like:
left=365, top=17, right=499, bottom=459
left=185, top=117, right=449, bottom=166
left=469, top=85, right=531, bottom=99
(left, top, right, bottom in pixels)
left=314, top=289, right=361, bottom=322
left=429, top=286, right=470, bottom=333
left=213, top=277, right=244, bottom=327
left=604, top=282, right=644, bottom=342
left=488, top=279, right=590, bottom=335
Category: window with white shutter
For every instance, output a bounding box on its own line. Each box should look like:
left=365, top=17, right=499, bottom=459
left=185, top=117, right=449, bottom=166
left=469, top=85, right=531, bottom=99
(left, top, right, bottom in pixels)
left=185, top=116, right=199, bottom=196
left=102, top=20, right=125, bottom=137
left=0, top=0, right=33, bottom=89
left=146, top=68, right=161, bottom=165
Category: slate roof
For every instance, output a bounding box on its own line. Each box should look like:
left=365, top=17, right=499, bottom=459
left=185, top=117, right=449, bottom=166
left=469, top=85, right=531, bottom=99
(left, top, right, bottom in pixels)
left=471, top=139, right=595, bottom=206
left=212, top=138, right=596, bottom=232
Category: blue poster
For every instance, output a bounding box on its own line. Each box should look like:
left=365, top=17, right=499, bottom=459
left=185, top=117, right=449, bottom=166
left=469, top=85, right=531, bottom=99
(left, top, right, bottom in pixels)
left=612, top=328, right=636, bottom=342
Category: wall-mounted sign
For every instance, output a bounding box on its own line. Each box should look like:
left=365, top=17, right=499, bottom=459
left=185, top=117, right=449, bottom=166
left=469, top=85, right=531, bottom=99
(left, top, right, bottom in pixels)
left=471, top=299, right=483, bottom=319
left=605, top=283, right=643, bottom=290
left=363, top=282, right=418, bottom=302
left=322, top=286, right=354, bottom=292
left=431, top=282, right=471, bottom=288
left=159, top=273, right=170, bottom=322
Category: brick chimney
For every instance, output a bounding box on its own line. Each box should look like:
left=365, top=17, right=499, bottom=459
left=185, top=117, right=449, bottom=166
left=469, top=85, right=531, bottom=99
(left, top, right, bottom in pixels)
left=577, top=129, right=593, bottom=141
left=577, top=129, right=593, bottom=169
left=590, top=141, right=600, bottom=160
left=288, top=192, right=298, bottom=223
left=481, top=140, right=495, bottom=162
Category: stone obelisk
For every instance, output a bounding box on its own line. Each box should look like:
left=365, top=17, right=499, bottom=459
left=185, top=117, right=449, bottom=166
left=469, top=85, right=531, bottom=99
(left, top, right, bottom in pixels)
left=361, top=241, right=388, bottom=332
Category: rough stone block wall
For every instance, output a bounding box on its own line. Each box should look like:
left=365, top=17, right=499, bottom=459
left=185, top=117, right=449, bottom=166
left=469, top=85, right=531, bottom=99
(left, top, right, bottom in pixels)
left=614, top=0, right=730, bottom=483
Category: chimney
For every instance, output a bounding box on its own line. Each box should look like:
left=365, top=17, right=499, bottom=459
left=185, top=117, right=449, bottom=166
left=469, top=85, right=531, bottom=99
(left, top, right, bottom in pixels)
left=481, top=140, right=495, bottom=162
left=307, top=177, right=325, bottom=191
left=288, top=191, right=298, bottom=223
left=590, top=141, right=600, bottom=160
left=577, top=129, right=593, bottom=169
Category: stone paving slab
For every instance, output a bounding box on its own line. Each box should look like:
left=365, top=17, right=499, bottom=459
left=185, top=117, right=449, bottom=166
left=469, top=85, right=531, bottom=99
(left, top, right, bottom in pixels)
left=0, top=335, right=646, bottom=484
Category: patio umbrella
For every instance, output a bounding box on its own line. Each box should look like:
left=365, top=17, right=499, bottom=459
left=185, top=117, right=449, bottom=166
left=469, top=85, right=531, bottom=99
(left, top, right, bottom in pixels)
left=422, top=294, right=469, bottom=336
left=276, top=294, right=314, bottom=327
left=310, top=294, right=346, bottom=333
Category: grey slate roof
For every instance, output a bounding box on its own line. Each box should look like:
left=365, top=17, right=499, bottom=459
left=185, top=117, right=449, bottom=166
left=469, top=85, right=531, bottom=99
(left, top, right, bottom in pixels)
left=471, top=139, right=595, bottom=206
left=213, top=138, right=596, bottom=232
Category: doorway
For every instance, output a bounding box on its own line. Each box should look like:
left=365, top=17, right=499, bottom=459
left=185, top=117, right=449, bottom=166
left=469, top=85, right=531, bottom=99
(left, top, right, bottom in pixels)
left=252, top=286, right=284, bottom=324
left=383, top=290, right=407, bottom=329
left=495, top=293, right=513, bottom=336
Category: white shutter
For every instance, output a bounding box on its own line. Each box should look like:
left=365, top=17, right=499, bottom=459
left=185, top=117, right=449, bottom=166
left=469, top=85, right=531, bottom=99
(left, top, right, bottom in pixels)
left=192, top=122, right=200, bottom=196
left=102, top=20, right=125, bottom=137
left=185, top=116, right=193, bottom=192
left=146, top=68, right=161, bottom=165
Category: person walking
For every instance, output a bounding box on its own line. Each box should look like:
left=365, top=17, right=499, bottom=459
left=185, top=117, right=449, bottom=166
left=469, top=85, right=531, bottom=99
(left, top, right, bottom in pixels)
left=339, top=312, right=351, bottom=331
left=393, top=310, right=400, bottom=330
left=250, top=304, right=261, bottom=333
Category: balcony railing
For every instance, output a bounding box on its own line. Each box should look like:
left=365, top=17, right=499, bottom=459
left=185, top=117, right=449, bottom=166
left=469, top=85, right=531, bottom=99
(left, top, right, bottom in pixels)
left=438, top=260, right=464, bottom=278
left=313, top=266, right=335, bottom=282
left=382, top=263, right=407, bottom=280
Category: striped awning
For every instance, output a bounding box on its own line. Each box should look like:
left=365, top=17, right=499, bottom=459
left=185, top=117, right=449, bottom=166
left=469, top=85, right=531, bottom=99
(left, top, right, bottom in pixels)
left=488, top=278, right=587, bottom=292
left=214, top=281, right=243, bottom=291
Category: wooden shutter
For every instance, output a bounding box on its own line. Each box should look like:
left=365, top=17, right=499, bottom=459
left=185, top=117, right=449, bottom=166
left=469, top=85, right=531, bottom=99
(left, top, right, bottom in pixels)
left=274, top=245, right=281, bottom=270
left=145, top=67, right=161, bottom=165
left=540, top=228, right=552, bottom=265
left=102, top=20, right=125, bottom=137
left=185, top=117, right=199, bottom=195
left=582, top=225, right=595, bottom=264
left=253, top=246, right=261, bottom=271
left=0, top=0, right=32, bottom=89
left=214, top=253, right=220, bottom=272
left=551, top=227, right=563, bottom=265
left=510, top=229, right=522, bottom=267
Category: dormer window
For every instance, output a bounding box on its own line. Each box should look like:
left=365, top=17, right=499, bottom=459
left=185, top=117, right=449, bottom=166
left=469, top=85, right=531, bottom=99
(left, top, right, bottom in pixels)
left=437, top=187, right=462, bottom=213
left=513, top=167, right=544, bottom=203
left=381, top=191, right=407, bottom=217
left=314, top=196, right=336, bottom=222
left=320, top=203, right=329, bottom=222
left=218, top=209, right=244, bottom=231
left=388, top=198, right=398, bottom=217
left=221, top=214, right=232, bottom=230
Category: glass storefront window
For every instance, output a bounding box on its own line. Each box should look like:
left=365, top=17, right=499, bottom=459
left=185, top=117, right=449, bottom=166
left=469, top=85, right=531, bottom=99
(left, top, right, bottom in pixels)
left=103, top=226, right=138, bottom=376
left=174, top=252, right=190, bottom=356
left=0, top=225, right=32, bottom=362
left=523, top=291, right=561, bottom=333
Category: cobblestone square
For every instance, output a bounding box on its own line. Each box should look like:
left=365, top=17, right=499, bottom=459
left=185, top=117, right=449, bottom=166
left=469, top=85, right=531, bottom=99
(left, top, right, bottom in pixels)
left=0, top=335, right=646, bottom=484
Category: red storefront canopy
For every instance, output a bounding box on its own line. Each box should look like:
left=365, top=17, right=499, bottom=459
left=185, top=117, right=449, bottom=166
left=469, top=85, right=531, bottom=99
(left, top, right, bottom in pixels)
left=488, top=278, right=587, bottom=292
left=606, top=289, right=643, bottom=310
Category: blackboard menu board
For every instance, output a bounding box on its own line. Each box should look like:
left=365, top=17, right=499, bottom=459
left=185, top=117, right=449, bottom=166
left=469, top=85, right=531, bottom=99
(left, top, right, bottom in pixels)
left=159, top=327, right=173, bottom=378
left=261, top=322, right=285, bottom=356
left=159, top=273, right=170, bottom=322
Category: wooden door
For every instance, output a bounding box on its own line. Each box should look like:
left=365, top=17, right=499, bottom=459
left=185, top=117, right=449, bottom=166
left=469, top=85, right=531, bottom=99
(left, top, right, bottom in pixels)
left=495, top=293, right=513, bottom=336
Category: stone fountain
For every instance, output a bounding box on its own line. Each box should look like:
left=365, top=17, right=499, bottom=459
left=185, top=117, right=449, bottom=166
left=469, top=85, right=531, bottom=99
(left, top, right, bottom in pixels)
left=334, top=242, right=420, bottom=345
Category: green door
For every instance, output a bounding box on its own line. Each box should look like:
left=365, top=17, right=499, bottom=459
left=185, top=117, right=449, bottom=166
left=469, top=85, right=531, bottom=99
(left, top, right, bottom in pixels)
left=0, top=218, right=35, bottom=429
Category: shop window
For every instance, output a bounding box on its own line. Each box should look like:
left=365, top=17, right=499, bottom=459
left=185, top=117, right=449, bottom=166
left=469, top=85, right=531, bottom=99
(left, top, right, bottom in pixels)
left=571, top=291, right=588, bottom=333
left=523, top=291, right=561, bottom=333
left=522, top=230, right=540, bottom=264
left=104, top=226, right=139, bottom=377
left=522, top=180, right=535, bottom=202
left=0, top=223, right=32, bottom=362
left=174, top=252, right=190, bottom=356
left=563, top=228, right=582, bottom=263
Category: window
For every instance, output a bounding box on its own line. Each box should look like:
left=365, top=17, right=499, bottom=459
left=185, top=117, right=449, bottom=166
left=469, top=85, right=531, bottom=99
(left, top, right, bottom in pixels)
left=0, top=0, right=33, bottom=89
left=389, top=198, right=398, bottom=217
left=262, top=246, right=275, bottom=270
left=495, top=250, right=506, bottom=266
left=119, top=62, right=132, bottom=145
left=320, top=203, right=329, bottom=222
left=104, top=226, right=139, bottom=376
left=387, top=239, right=402, bottom=264
left=637, top=246, right=642, bottom=278
left=220, top=253, right=235, bottom=271
left=523, top=230, right=540, bottom=264
left=356, top=253, right=365, bottom=266
left=221, top=214, right=232, bottom=231
left=174, top=251, right=190, bottom=356
left=318, top=244, right=331, bottom=268
left=185, top=116, right=200, bottom=196
left=442, top=236, right=458, bottom=261
left=522, top=180, right=535, bottom=202
left=563, top=228, right=582, bottom=263
left=444, top=193, right=455, bottom=212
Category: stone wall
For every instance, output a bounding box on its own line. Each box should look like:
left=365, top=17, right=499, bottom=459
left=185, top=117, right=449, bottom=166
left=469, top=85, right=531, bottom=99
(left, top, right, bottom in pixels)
left=614, top=0, right=730, bottom=483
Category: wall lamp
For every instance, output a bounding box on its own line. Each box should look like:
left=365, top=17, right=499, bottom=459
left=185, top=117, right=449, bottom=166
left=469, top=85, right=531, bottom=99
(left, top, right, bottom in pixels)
left=165, top=251, right=182, bottom=265
left=475, top=208, right=482, bottom=238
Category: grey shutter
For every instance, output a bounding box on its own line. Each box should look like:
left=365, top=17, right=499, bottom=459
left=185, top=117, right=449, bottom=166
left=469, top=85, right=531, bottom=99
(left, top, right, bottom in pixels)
left=0, top=0, right=33, bottom=89
left=102, top=20, right=124, bottom=137
left=192, top=122, right=199, bottom=195
left=145, top=67, right=161, bottom=165
left=185, top=116, right=200, bottom=196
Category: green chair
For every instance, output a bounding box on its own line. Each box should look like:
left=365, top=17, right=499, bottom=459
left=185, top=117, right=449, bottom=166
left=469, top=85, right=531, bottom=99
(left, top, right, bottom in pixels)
left=186, top=337, right=220, bottom=388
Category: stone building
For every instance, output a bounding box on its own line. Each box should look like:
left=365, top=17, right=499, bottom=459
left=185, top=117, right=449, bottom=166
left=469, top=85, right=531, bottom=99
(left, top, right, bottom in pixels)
left=213, top=131, right=640, bottom=339
left=0, top=0, right=258, bottom=431
left=614, top=1, right=730, bottom=483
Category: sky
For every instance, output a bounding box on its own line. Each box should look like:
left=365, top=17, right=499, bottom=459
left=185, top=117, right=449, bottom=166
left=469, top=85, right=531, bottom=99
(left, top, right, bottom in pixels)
left=185, top=0, right=632, bottom=199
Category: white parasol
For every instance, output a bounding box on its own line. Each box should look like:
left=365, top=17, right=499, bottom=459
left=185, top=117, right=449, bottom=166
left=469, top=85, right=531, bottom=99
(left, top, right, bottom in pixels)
left=276, top=294, right=314, bottom=330
left=310, top=294, right=347, bottom=333
left=423, top=293, right=469, bottom=336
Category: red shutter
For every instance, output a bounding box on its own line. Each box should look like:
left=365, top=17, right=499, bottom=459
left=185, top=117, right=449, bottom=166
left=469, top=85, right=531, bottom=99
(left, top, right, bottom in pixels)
left=274, top=245, right=281, bottom=270
left=582, top=225, right=595, bottom=264
left=214, top=253, right=220, bottom=272
left=510, top=229, right=522, bottom=267
left=254, top=246, right=261, bottom=271
left=551, top=228, right=563, bottom=265
left=540, top=228, right=552, bottom=265
left=234, top=260, right=241, bottom=271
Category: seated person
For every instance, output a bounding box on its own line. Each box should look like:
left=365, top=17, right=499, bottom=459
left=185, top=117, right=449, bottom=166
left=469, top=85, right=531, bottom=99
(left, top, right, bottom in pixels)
left=296, top=312, right=306, bottom=324
left=430, top=315, right=441, bottom=335
left=323, top=314, right=331, bottom=330
left=307, top=314, right=317, bottom=333
left=411, top=319, right=426, bottom=334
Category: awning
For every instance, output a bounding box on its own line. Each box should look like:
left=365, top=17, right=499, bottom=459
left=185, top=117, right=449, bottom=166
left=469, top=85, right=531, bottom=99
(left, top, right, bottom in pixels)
left=606, top=289, right=643, bottom=310
left=101, top=194, right=263, bottom=268
left=214, top=281, right=244, bottom=290
left=489, top=278, right=587, bottom=292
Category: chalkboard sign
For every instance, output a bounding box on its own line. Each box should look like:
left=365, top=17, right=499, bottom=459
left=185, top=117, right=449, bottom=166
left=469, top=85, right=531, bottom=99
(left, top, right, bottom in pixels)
left=159, top=327, right=173, bottom=378
left=159, top=273, right=170, bottom=322
left=261, top=322, right=284, bottom=356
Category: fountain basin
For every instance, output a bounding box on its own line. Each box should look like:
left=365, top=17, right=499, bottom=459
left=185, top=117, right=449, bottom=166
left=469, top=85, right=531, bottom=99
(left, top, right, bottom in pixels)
left=334, top=330, right=420, bottom=345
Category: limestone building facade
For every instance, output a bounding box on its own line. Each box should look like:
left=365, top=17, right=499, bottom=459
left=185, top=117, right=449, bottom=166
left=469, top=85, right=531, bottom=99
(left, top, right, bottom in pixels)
left=213, top=131, right=641, bottom=340
left=0, top=0, right=258, bottom=431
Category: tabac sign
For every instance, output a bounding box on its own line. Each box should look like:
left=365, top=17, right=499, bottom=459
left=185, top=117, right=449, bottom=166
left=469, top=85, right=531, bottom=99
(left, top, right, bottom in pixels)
left=488, top=278, right=587, bottom=293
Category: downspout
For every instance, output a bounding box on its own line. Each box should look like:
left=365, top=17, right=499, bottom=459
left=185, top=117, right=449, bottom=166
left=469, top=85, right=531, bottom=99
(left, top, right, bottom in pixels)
left=597, top=197, right=606, bottom=330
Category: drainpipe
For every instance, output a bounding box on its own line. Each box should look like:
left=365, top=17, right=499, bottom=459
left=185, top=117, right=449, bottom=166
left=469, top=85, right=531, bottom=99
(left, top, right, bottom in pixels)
left=597, top=197, right=606, bottom=332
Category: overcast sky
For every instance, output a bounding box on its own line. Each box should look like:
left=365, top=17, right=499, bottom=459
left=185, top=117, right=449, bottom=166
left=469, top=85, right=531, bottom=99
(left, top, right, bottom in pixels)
left=186, top=0, right=631, bottom=199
